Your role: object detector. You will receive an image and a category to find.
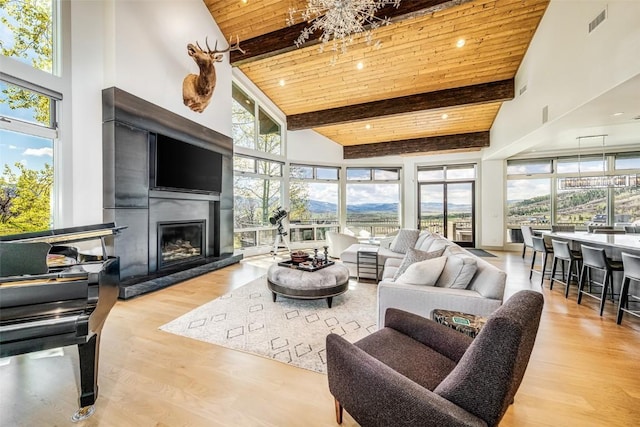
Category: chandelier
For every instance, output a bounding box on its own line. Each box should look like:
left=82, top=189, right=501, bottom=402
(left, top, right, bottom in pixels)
left=287, top=0, right=401, bottom=58
left=557, top=135, right=639, bottom=190
left=558, top=175, right=639, bottom=190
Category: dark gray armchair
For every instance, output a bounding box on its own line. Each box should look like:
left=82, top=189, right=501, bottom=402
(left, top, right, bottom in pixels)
left=326, top=290, right=544, bottom=427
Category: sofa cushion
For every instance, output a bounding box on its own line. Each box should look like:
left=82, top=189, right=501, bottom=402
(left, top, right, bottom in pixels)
left=414, top=231, right=432, bottom=251
left=395, top=256, right=447, bottom=286
left=427, top=237, right=453, bottom=254
left=436, top=253, right=478, bottom=289
left=389, top=229, right=420, bottom=254
left=393, top=247, right=446, bottom=280
left=381, top=258, right=402, bottom=280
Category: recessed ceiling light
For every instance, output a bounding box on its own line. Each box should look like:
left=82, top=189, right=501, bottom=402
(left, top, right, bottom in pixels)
left=356, top=61, right=364, bottom=70
left=279, top=79, right=285, bottom=87
left=441, top=113, right=449, bottom=120
left=612, top=112, right=624, bottom=116
left=456, top=39, right=466, bottom=48
left=365, top=124, right=371, bottom=130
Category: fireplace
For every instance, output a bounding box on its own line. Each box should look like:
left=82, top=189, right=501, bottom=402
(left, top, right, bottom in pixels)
left=157, top=220, right=205, bottom=270
left=103, top=88, right=240, bottom=299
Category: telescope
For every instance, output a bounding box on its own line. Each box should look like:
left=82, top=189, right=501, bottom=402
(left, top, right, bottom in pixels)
left=269, top=207, right=288, bottom=225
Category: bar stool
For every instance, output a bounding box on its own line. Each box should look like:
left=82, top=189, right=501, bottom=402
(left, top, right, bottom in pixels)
left=624, top=225, right=640, bottom=234
left=617, top=252, right=640, bottom=324
left=577, top=245, right=624, bottom=316
left=520, top=225, right=534, bottom=259
left=550, top=239, right=582, bottom=298
left=530, top=236, right=553, bottom=286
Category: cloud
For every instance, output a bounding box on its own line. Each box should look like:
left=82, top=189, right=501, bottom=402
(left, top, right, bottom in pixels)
left=9, top=145, right=18, bottom=149
left=346, top=183, right=399, bottom=204
left=507, top=178, right=549, bottom=201
left=23, top=147, right=53, bottom=157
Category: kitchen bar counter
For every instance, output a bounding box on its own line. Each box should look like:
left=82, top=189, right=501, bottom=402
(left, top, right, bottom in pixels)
left=545, top=232, right=640, bottom=257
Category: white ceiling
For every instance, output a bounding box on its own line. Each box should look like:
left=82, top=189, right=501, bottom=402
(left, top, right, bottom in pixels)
left=500, top=72, right=640, bottom=159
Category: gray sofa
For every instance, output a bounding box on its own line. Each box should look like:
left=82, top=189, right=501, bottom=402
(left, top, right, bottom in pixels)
left=339, top=229, right=507, bottom=327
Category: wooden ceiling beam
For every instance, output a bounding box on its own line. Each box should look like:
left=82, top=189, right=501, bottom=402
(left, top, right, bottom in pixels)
left=288, top=79, right=514, bottom=130
left=230, top=0, right=472, bottom=65
left=343, top=131, right=490, bottom=159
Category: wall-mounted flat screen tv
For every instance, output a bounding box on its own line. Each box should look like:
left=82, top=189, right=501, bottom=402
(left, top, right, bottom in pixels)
left=153, top=133, right=222, bottom=194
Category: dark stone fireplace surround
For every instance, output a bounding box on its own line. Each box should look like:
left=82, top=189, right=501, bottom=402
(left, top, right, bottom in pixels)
left=102, top=87, right=241, bottom=299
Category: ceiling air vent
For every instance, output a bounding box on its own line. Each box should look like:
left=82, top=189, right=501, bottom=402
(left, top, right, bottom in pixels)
left=542, top=105, right=549, bottom=124
left=589, top=9, right=606, bottom=33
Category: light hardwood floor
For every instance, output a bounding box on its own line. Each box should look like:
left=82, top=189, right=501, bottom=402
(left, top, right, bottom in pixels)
left=2, top=251, right=639, bottom=426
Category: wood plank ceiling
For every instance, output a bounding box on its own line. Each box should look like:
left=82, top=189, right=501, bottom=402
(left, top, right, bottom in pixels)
left=205, top=0, right=549, bottom=158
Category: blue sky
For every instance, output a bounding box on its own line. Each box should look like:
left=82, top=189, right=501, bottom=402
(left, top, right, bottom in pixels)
left=1, top=83, right=53, bottom=175
left=0, top=129, right=53, bottom=173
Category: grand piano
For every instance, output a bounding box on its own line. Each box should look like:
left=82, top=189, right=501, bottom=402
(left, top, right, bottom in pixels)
left=0, top=223, right=124, bottom=421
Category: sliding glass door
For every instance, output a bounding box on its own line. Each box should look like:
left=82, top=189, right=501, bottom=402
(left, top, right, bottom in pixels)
left=418, top=181, right=475, bottom=247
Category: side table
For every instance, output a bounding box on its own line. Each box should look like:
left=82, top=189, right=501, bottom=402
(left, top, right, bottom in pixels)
left=357, top=247, right=379, bottom=281
left=432, top=309, right=487, bottom=338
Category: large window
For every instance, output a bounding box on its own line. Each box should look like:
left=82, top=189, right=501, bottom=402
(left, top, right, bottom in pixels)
left=346, top=167, right=401, bottom=238
left=232, top=85, right=281, bottom=155
left=1, top=1, right=61, bottom=236
left=507, top=178, right=551, bottom=229
left=233, top=155, right=283, bottom=249
left=0, top=81, right=58, bottom=235
left=0, top=0, right=58, bottom=75
left=289, top=164, right=339, bottom=242
left=232, top=82, right=285, bottom=250
left=613, top=154, right=640, bottom=227
left=506, top=153, right=640, bottom=242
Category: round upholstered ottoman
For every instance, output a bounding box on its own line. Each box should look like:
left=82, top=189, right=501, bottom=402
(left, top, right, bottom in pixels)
left=267, top=263, right=350, bottom=308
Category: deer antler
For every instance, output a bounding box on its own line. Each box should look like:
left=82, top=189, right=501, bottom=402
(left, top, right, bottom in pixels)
left=228, top=36, right=246, bottom=54
left=211, top=36, right=245, bottom=55
left=195, top=36, right=245, bottom=55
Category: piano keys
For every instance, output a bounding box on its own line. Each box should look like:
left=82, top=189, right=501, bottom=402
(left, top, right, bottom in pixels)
left=0, top=223, right=124, bottom=421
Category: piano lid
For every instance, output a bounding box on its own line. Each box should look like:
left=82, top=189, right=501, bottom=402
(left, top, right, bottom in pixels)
left=0, top=222, right=125, bottom=245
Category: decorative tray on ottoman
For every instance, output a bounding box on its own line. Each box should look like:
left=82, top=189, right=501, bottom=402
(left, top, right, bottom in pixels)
left=278, top=258, right=335, bottom=272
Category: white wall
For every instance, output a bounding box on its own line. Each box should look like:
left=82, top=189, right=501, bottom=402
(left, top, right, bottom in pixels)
left=69, top=0, right=108, bottom=226
left=287, top=130, right=343, bottom=164
left=488, top=0, right=640, bottom=158
left=68, top=0, right=232, bottom=226
left=478, top=160, right=504, bottom=247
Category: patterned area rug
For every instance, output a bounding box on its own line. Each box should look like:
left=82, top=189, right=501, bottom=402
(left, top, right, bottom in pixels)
left=159, top=276, right=378, bottom=374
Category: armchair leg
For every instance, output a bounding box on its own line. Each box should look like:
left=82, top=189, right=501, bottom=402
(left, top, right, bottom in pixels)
left=335, top=398, right=343, bottom=424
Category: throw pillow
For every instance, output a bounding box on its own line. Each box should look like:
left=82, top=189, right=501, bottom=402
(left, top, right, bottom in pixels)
left=395, top=256, right=447, bottom=286
left=393, top=247, right=446, bottom=280
left=389, top=229, right=420, bottom=254
left=436, top=254, right=478, bottom=289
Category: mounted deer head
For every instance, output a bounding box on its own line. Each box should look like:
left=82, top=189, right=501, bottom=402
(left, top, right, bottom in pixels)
left=182, top=36, right=244, bottom=113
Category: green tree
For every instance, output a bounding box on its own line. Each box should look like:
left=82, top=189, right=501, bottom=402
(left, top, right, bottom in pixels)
left=0, top=0, right=53, bottom=125
left=288, top=179, right=311, bottom=222
left=0, top=162, right=53, bottom=235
